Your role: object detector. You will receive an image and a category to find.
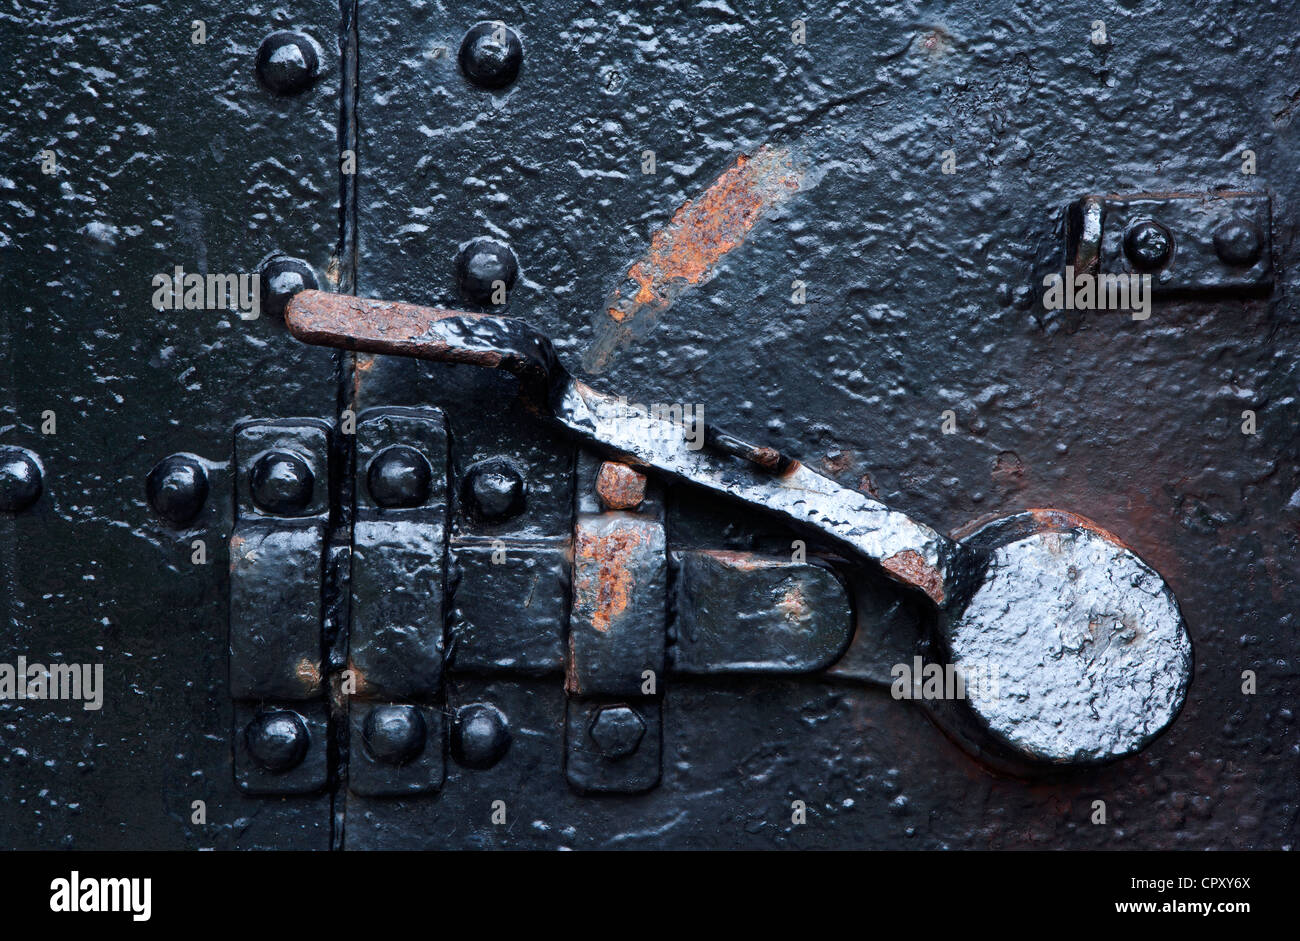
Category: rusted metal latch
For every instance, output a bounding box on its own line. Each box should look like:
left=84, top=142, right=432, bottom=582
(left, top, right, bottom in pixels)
left=285, top=291, right=1193, bottom=768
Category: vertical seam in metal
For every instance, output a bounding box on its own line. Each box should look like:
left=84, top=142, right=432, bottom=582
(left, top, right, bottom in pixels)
left=329, top=0, right=361, bottom=853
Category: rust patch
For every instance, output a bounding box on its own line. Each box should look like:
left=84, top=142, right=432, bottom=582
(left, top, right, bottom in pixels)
left=343, top=658, right=366, bottom=697
left=352, top=352, right=375, bottom=404
left=823, top=450, right=854, bottom=476
left=992, top=450, right=1026, bottom=490
left=1026, top=508, right=1130, bottom=549
left=748, top=446, right=787, bottom=472
left=595, top=461, right=647, bottom=510
left=775, top=583, right=809, bottom=623
left=881, top=550, right=946, bottom=605
left=584, top=144, right=807, bottom=372
left=296, top=657, right=323, bottom=693
left=573, top=522, right=650, bottom=633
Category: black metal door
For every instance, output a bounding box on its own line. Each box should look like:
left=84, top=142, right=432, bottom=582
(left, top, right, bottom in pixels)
left=3, top=0, right=1297, bottom=850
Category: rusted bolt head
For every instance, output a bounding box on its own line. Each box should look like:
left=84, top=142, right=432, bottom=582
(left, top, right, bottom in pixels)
left=260, top=255, right=318, bottom=319
left=458, top=22, right=522, bottom=90
left=367, top=445, right=432, bottom=508
left=1213, top=218, right=1262, bottom=267
left=363, top=705, right=427, bottom=766
left=255, top=31, right=321, bottom=95
left=595, top=461, right=646, bottom=510
left=588, top=705, right=645, bottom=759
left=245, top=710, right=309, bottom=772
left=250, top=450, right=313, bottom=514
left=463, top=458, right=525, bottom=522
left=452, top=703, right=511, bottom=769
left=0, top=446, right=43, bottom=514
left=146, top=454, right=208, bottom=526
left=1123, top=219, right=1173, bottom=271
left=455, top=238, right=517, bottom=305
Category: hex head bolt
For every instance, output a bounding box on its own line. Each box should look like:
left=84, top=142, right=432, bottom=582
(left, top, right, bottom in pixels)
left=283, top=290, right=1194, bottom=767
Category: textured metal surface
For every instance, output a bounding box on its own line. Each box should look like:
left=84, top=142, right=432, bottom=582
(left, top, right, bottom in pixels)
left=1067, top=192, right=1274, bottom=295
left=349, top=407, right=448, bottom=700
left=671, top=550, right=852, bottom=674
left=3, top=0, right=1299, bottom=850
left=946, top=512, right=1192, bottom=763
left=289, top=292, right=1193, bottom=763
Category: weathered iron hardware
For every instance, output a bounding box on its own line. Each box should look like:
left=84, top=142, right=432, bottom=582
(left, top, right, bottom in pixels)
left=1066, top=192, right=1272, bottom=295
left=229, top=419, right=332, bottom=794
left=346, top=407, right=449, bottom=797
left=0, top=446, right=43, bottom=514
left=284, top=291, right=1194, bottom=766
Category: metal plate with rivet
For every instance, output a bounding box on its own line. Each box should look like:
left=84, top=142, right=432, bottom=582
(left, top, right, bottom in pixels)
left=229, top=419, right=331, bottom=701
left=349, top=407, right=449, bottom=700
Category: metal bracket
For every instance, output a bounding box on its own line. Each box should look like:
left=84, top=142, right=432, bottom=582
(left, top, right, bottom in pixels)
left=1066, top=191, right=1273, bottom=296
left=229, top=418, right=332, bottom=794
left=346, top=406, right=449, bottom=797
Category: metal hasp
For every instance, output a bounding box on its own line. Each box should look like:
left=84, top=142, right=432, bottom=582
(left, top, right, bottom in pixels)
left=284, top=291, right=1194, bottom=766
left=1066, top=192, right=1273, bottom=295
left=565, top=456, right=665, bottom=794
left=229, top=419, right=332, bottom=794
left=347, top=407, right=449, bottom=797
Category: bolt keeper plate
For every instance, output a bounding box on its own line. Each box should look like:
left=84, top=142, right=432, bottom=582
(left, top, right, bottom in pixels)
left=1069, top=191, right=1272, bottom=296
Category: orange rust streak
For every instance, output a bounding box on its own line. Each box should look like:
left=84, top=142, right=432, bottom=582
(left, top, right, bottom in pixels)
left=574, top=524, right=649, bottom=632
left=607, top=145, right=804, bottom=322
left=881, top=550, right=946, bottom=605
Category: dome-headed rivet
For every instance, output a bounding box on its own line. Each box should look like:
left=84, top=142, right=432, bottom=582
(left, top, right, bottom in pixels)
left=367, top=445, right=432, bottom=508
left=146, top=454, right=208, bottom=526
left=255, top=31, right=321, bottom=95
left=452, top=703, right=511, bottom=769
left=458, top=22, right=522, bottom=90
left=363, top=705, right=427, bottom=766
left=1123, top=219, right=1173, bottom=271
left=250, top=450, right=314, bottom=514
left=463, top=458, right=525, bottom=522
left=455, top=238, right=518, bottom=305
left=245, top=710, right=309, bottom=772
left=1213, top=218, right=1263, bottom=267
left=0, top=446, right=42, bottom=514
left=259, top=255, right=318, bottom=320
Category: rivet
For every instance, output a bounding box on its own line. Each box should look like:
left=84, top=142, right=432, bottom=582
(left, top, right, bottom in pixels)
left=245, top=710, right=309, bottom=772
left=455, top=238, right=518, bottom=305
left=596, top=461, right=646, bottom=510
left=1123, top=219, right=1173, bottom=271
left=255, top=31, right=321, bottom=96
left=250, top=450, right=314, bottom=514
left=366, top=445, right=432, bottom=508
left=1213, top=218, right=1263, bottom=267
left=463, top=458, right=525, bottom=522
left=588, top=704, right=645, bottom=759
left=363, top=705, right=427, bottom=766
left=146, top=454, right=208, bottom=526
left=458, top=21, right=522, bottom=90
left=0, top=446, right=42, bottom=514
left=452, top=703, right=511, bottom=769
left=259, top=255, right=318, bottom=319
